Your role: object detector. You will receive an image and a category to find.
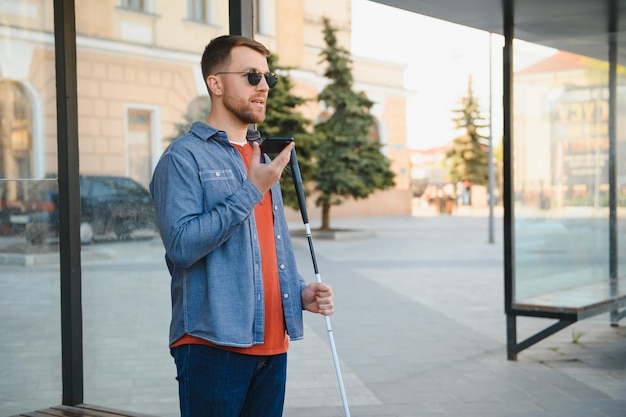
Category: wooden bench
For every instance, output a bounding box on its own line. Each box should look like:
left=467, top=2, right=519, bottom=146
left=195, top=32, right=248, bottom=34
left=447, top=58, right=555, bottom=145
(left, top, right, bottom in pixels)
left=11, top=404, right=160, bottom=417
left=508, top=279, right=626, bottom=359
left=513, top=279, right=626, bottom=320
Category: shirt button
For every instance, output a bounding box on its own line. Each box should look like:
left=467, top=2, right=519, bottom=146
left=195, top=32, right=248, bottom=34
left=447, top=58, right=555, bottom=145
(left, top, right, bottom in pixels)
left=215, top=172, right=220, bottom=177
left=274, top=205, right=278, bottom=211
left=276, top=234, right=281, bottom=240
left=283, top=293, right=289, bottom=299
left=279, top=264, right=285, bottom=270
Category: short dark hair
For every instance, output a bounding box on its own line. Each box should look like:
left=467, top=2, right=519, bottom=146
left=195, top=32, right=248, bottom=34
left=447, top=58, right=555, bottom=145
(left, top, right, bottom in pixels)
left=201, top=35, right=271, bottom=84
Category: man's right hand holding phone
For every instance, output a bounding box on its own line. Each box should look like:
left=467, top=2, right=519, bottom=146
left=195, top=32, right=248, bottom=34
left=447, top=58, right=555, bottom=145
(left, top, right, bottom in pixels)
left=248, top=141, right=294, bottom=194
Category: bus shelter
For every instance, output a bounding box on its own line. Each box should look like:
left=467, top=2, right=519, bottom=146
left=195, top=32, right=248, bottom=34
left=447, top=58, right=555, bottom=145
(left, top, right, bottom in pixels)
left=373, top=0, right=626, bottom=360
left=3, top=0, right=625, bottom=415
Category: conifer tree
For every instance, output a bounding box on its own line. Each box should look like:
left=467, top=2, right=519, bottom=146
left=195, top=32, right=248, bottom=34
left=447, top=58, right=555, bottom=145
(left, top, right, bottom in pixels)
left=445, top=75, right=489, bottom=186
left=258, top=54, right=317, bottom=210
left=167, top=99, right=211, bottom=142
left=314, top=17, right=395, bottom=230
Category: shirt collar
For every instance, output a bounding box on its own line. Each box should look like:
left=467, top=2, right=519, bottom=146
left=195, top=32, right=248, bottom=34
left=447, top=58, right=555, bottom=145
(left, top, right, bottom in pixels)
left=189, top=122, right=261, bottom=144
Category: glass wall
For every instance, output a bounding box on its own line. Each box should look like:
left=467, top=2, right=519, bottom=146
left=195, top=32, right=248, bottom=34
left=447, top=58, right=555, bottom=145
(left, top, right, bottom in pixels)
left=1, top=1, right=228, bottom=415
left=512, top=37, right=626, bottom=308
left=74, top=1, right=228, bottom=416
left=0, top=2, right=61, bottom=415
left=2, top=0, right=408, bottom=413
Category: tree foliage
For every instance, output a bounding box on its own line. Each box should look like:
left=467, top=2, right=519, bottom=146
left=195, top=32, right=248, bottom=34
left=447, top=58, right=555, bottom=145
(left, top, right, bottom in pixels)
left=258, top=54, right=317, bottom=210
left=167, top=28, right=397, bottom=225
left=445, top=75, right=489, bottom=185
left=167, top=98, right=211, bottom=142
left=313, top=17, right=395, bottom=230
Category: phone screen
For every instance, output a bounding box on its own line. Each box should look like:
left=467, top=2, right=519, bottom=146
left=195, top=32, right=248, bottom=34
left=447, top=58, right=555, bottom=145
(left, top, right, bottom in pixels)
left=260, top=136, right=294, bottom=154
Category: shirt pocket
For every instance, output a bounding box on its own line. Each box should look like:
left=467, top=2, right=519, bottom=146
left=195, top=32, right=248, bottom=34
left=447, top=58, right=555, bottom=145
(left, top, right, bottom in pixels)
left=199, top=169, right=239, bottom=203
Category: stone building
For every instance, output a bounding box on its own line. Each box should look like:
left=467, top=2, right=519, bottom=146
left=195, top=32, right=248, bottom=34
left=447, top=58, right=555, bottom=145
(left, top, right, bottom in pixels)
left=0, top=0, right=412, bottom=220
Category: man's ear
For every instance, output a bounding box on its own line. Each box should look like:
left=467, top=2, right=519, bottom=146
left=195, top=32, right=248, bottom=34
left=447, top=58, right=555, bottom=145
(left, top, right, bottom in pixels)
left=206, top=75, right=223, bottom=96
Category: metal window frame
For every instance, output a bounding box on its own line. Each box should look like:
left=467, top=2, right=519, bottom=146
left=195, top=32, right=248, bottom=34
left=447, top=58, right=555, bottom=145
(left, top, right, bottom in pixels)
left=53, top=0, right=83, bottom=405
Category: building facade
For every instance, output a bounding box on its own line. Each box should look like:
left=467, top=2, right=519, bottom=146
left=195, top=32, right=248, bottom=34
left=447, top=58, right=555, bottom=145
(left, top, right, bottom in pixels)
left=1, top=0, right=412, bottom=222
left=0, top=2, right=411, bottom=413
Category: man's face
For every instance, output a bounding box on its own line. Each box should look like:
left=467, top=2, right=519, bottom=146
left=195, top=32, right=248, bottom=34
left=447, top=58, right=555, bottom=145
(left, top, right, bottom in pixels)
left=220, top=46, right=271, bottom=124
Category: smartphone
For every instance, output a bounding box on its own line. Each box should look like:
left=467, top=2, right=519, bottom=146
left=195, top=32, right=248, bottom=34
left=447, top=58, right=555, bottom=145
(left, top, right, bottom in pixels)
left=260, top=136, right=294, bottom=154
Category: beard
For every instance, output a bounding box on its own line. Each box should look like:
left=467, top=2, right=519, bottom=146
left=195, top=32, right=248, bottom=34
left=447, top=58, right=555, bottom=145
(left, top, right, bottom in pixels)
left=223, top=92, right=266, bottom=124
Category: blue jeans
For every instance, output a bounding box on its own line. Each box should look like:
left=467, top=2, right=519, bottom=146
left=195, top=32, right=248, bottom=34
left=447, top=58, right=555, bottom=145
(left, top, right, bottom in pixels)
left=171, top=344, right=288, bottom=417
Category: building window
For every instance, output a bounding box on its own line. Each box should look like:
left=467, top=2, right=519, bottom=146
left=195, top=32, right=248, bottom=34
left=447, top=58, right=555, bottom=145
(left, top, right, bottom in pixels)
left=254, top=0, right=269, bottom=34
left=0, top=80, right=34, bottom=208
left=120, top=0, right=147, bottom=12
left=369, top=121, right=380, bottom=143
left=0, top=81, right=32, bottom=180
left=126, top=108, right=155, bottom=188
left=188, top=0, right=215, bottom=24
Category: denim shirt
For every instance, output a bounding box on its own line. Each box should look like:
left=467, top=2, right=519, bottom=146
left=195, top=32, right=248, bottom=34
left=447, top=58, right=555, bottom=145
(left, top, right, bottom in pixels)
left=150, top=122, right=306, bottom=348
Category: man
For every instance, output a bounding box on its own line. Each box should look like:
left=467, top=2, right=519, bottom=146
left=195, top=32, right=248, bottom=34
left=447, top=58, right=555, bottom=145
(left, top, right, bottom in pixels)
left=150, top=35, right=334, bottom=417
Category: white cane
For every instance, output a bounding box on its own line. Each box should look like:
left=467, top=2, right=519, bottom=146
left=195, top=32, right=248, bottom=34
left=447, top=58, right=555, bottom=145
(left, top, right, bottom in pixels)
left=289, top=147, right=351, bottom=417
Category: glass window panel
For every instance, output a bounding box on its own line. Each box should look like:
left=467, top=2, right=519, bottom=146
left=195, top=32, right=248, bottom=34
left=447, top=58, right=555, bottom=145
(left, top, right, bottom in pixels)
left=120, top=0, right=146, bottom=12
left=75, top=1, right=186, bottom=414
left=188, top=0, right=217, bottom=25
left=127, top=108, right=153, bottom=188
left=189, top=0, right=206, bottom=22
left=254, top=0, right=273, bottom=35
left=0, top=2, right=60, bottom=414
left=513, top=36, right=626, bottom=308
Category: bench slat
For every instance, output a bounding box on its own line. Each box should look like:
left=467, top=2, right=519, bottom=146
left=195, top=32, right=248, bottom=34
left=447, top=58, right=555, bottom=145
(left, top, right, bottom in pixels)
left=75, top=404, right=159, bottom=417
left=12, top=412, right=62, bottom=417
left=11, top=405, right=160, bottom=417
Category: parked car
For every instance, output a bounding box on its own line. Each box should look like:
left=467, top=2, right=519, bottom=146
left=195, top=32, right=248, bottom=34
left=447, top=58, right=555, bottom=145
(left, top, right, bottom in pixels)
left=1, top=175, right=157, bottom=244
left=77, top=175, right=157, bottom=243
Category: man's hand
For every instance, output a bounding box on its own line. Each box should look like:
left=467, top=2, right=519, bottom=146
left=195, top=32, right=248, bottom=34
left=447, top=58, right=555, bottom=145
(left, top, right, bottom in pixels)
left=302, top=282, right=334, bottom=316
left=247, top=141, right=294, bottom=194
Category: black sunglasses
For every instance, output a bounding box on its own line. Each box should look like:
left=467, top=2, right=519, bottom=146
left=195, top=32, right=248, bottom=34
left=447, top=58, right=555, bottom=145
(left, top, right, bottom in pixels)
left=215, top=69, right=279, bottom=88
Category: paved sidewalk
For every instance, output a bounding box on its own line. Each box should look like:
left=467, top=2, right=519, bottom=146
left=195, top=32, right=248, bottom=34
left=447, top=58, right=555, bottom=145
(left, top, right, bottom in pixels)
left=2, top=207, right=625, bottom=417
left=283, top=211, right=626, bottom=417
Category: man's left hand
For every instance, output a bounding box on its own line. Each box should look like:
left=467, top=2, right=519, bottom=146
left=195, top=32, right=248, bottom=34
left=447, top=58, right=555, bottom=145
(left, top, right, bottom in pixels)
left=302, top=283, right=334, bottom=316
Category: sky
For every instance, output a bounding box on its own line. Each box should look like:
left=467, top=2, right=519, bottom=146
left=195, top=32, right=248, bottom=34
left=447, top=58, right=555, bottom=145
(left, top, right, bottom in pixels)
left=350, top=0, right=556, bottom=150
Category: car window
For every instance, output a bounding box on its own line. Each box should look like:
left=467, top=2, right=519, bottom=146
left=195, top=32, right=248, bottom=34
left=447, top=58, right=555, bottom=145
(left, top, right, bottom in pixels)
left=89, top=178, right=116, bottom=199
left=115, top=177, right=150, bottom=199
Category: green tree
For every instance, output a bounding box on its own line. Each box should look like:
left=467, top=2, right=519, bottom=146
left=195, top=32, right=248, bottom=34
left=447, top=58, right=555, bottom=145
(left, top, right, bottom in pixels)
left=313, top=17, right=395, bottom=230
left=257, top=54, right=317, bottom=210
left=167, top=98, right=211, bottom=142
left=445, top=75, right=489, bottom=186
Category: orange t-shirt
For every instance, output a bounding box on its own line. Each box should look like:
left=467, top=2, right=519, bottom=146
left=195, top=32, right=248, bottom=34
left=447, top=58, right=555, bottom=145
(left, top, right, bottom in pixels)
left=171, top=142, right=289, bottom=355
